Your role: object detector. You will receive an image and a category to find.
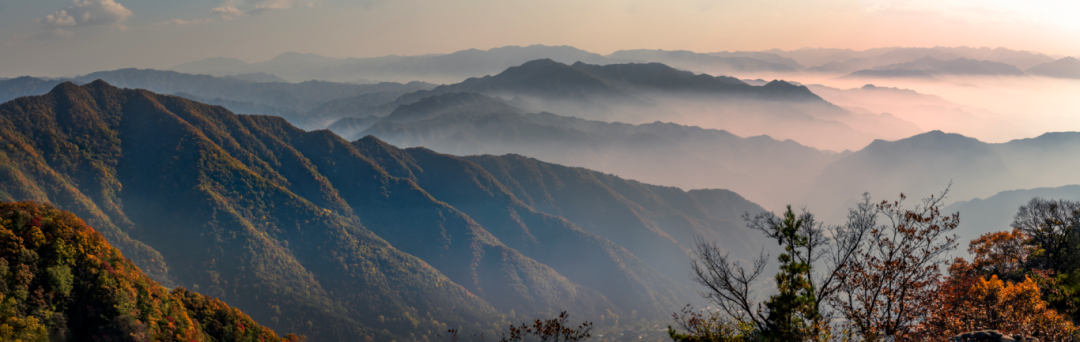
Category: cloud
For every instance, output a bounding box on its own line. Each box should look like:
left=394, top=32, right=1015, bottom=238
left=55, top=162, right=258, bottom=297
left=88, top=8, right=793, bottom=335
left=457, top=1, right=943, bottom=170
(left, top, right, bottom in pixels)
left=213, top=1, right=247, bottom=20
left=213, top=0, right=318, bottom=18
left=37, top=0, right=134, bottom=29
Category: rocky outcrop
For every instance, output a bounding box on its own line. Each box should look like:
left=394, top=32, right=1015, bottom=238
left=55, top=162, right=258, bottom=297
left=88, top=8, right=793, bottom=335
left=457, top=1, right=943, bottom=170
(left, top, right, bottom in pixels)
left=950, top=330, right=1039, bottom=342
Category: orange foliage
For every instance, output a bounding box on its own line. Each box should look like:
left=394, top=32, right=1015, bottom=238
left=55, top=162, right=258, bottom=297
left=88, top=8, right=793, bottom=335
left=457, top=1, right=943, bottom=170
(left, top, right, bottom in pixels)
left=969, top=229, right=1031, bottom=278
left=920, top=271, right=1077, bottom=341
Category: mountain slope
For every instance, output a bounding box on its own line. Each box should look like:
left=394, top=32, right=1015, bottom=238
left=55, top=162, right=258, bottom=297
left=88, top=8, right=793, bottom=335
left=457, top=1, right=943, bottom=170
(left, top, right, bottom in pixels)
left=943, top=185, right=1080, bottom=246
left=1026, top=57, right=1080, bottom=79
left=0, top=77, right=65, bottom=104
left=806, top=131, right=1080, bottom=222
left=0, top=201, right=299, bottom=342
left=0, top=80, right=754, bottom=339
left=352, top=137, right=693, bottom=320
left=0, top=81, right=512, bottom=340
left=361, top=107, right=843, bottom=210
left=869, top=57, right=1026, bottom=75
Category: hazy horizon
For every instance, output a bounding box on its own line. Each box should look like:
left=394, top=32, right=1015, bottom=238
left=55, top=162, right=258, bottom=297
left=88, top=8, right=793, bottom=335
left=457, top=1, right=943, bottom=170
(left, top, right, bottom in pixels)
left=2, top=0, right=1080, bottom=78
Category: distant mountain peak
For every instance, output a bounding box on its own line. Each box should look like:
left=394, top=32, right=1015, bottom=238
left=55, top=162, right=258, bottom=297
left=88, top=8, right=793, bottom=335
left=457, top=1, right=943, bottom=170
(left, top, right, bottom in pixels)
left=1026, top=56, right=1080, bottom=79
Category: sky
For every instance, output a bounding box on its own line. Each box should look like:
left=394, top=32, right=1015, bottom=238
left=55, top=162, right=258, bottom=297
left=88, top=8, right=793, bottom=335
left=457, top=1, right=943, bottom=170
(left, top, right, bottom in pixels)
left=1, top=0, right=1079, bottom=78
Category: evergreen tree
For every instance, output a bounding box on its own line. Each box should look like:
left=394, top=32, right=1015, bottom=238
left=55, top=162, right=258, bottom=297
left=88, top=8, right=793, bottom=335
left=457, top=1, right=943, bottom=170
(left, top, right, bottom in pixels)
left=760, top=207, right=819, bottom=341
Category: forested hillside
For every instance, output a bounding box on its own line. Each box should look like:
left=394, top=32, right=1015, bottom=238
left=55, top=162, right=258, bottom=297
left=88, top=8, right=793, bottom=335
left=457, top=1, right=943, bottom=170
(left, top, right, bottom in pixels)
left=0, top=201, right=298, bottom=342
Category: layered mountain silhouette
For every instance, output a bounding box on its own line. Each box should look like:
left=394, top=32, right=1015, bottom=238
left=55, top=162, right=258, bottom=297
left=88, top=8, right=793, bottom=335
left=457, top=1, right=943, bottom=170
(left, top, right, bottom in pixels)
left=0, top=76, right=65, bottom=103
left=356, top=99, right=844, bottom=210
left=0, top=69, right=436, bottom=130
left=223, top=72, right=289, bottom=83
left=0, top=201, right=300, bottom=341
left=334, top=58, right=902, bottom=151
left=174, top=45, right=626, bottom=83
left=0, top=81, right=774, bottom=340
left=943, top=185, right=1080, bottom=247
left=172, top=45, right=812, bottom=84
left=706, top=51, right=805, bottom=70
left=779, top=47, right=1055, bottom=73
left=608, top=49, right=798, bottom=74
left=843, top=57, right=1026, bottom=78
left=806, top=131, right=1080, bottom=222
left=1026, top=56, right=1080, bottom=79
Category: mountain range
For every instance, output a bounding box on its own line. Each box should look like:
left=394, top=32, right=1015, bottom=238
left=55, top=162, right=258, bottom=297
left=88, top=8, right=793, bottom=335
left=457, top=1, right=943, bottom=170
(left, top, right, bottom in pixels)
left=335, top=58, right=911, bottom=151
left=807, top=131, right=1080, bottom=222
left=0, top=69, right=436, bottom=130
left=169, top=46, right=1057, bottom=85
left=355, top=97, right=844, bottom=211
left=1026, top=56, right=1080, bottom=79
left=943, top=185, right=1080, bottom=248
left=608, top=49, right=798, bottom=74
left=777, top=47, right=1055, bottom=73
left=350, top=88, right=1080, bottom=224
left=0, top=80, right=778, bottom=340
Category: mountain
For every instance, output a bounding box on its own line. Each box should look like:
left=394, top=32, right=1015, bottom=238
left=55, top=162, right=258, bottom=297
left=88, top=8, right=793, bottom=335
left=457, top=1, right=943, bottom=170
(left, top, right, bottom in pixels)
left=943, top=185, right=1080, bottom=247
left=174, top=45, right=626, bottom=83
left=1026, top=57, right=1080, bottom=79
left=0, top=81, right=769, bottom=339
left=223, top=72, right=290, bottom=83
left=0, top=76, right=65, bottom=104
left=706, top=51, right=805, bottom=70
left=841, top=69, right=937, bottom=79
left=384, top=92, right=519, bottom=123
left=0, top=201, right=299, bottom=341
left=773, top=47, right=1054, bottom=73
left=326, top=116, right=382, bottom=139
left=360, top=105, right=844, bottom=210
left=0, top=70, right=436, bottom=130
left=71, top=69, right=435, bottom=112
left=373, top=59, right=917, bottom=150
left=311, top=91, right=405, bottom=116
left=806, top=131, right=1080, bottom=222
left=255, top=52, right=340, bottom=68
left=171, top=57, right=254, bottom=75
left=607, top=49, right=798, bottom=74
left=868, top=57, right=1026, bottom=76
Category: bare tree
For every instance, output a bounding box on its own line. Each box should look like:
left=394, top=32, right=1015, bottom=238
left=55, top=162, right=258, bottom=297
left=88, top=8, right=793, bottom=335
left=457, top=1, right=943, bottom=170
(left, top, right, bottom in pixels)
left=688, top=200, right=878, bottom=340
left=689, top=236, right=771, bottom=332
left=830, top=191, right=959, bottom=341
left=1010, top=198, right=1080, bottom=272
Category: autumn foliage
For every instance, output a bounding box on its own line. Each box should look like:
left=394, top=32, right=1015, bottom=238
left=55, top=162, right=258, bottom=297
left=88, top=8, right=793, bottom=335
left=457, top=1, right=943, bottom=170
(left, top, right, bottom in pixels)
left=673, top=193, right=1080, bottom=341
left=919, top=261, right=1077, bottom=340
left=0, top=201, right=297, bottom=342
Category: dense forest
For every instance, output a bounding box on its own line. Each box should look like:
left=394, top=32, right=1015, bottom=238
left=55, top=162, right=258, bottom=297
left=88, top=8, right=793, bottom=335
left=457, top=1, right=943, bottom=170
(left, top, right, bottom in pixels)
left=0, top=201, right=300, bottom=341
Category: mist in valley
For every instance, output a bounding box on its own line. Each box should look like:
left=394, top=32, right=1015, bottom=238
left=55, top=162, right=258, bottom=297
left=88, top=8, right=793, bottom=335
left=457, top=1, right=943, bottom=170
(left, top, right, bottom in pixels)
left=2, top=2, right=1080, bottom=335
